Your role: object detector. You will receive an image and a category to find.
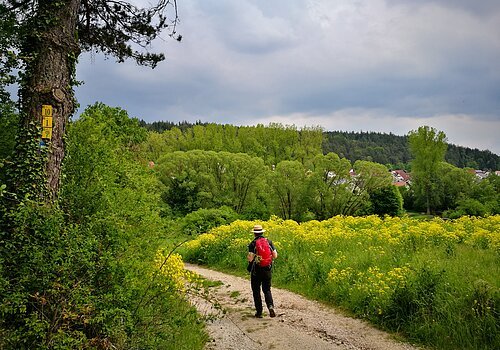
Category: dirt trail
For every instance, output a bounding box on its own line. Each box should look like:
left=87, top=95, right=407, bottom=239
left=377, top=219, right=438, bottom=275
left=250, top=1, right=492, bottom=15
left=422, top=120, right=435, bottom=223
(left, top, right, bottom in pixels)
left=185, top=264, right=421, bottom=350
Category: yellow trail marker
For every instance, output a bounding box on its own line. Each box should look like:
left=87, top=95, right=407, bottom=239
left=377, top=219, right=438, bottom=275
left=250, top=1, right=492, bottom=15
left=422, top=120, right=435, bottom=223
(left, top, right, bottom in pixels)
left=42, top=128, right=52, bottom=140
left=42, top=117, right=53, bottom=128
left=42, top=105, right=53, bottom=117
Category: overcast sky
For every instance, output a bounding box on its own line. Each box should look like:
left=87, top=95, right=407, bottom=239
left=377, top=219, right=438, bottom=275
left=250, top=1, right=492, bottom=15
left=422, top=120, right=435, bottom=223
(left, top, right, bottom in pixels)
left=76, top=0, right=500, bottom=155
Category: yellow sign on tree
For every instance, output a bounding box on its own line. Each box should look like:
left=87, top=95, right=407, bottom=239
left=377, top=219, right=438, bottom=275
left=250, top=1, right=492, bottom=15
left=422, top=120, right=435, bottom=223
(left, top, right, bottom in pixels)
left=42, top=117, right=53, bottom=128
left=41, top=128, right=53, bottom=139
left=42, top=104, right=53, bottom=117
left=41, top=105, right=53, bottom=140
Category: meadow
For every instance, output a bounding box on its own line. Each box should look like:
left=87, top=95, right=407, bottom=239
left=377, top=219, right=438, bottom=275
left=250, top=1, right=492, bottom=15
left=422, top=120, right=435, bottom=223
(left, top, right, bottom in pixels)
left=178, top=215, right=500, bottom=350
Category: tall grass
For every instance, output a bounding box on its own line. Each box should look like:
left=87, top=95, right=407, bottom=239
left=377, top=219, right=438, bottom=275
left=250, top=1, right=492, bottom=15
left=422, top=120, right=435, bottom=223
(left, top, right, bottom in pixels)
left=179, top=215, right=500, bottom=349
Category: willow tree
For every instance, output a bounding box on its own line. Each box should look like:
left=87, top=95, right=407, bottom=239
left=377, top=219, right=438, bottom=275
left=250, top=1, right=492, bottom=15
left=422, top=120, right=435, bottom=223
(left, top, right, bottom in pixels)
left=408, top=125, right=447, bottom=214
left=3, top=0, right=180, bottom=202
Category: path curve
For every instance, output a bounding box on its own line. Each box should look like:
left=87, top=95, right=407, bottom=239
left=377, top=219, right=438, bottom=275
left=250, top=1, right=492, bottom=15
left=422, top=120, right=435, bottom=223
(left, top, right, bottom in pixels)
left=185, top=264, right=422, bottom=350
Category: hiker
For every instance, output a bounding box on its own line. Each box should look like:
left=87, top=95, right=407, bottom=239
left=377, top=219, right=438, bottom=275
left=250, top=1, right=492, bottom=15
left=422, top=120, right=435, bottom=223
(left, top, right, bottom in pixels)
left=247, top=224, right=278, bottom=318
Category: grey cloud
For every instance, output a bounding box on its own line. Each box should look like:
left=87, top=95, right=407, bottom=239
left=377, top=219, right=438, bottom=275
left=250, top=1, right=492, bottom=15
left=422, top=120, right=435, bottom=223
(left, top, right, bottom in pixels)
left=74, top=0, right=500, bottom=154
left=196, top=0, right=297, bottom=55
left=386, top=0, right=500, bottom=16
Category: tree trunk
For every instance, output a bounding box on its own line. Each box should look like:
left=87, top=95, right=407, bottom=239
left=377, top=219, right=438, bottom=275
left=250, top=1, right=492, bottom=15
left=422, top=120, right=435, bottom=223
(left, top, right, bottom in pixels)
left=18, top=0, right=81, bottom=202
left=425, top=182, right=431, bottom=215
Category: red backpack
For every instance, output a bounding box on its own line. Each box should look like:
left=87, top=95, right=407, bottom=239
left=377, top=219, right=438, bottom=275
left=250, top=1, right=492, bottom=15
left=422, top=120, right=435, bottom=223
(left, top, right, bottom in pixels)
left=255, top=237, right=273, bottom=267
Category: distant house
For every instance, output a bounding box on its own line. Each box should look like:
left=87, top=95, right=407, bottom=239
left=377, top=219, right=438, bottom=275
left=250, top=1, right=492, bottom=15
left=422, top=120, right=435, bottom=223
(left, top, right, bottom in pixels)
left=391, top=169, right=410, bottom=187
left=469, top=169, right=491, bottom=180
left=466, top=169, right=500, bottom=180
left=476, top=170, right=490, bottom=179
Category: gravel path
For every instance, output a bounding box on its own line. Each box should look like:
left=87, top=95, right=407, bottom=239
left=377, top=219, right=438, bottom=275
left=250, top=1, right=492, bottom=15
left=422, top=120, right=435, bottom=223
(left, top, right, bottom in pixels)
left=185, top=264, right=422, bottom=350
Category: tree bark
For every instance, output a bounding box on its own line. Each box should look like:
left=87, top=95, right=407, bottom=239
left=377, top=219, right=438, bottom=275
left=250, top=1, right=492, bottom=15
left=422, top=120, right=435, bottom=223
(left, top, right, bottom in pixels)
left=19, top=0, right=81, bottom=202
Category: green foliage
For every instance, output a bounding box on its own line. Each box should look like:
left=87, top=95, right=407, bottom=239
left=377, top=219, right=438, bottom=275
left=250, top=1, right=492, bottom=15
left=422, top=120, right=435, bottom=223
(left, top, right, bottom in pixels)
left=323, top=131, right=412, bottom=166
left=434, top=162, right=474, bottom=211
left=348, top=160, right=392, bottom=215
left=142, top=120, right=499, bottom=171
left=156, top=150, right=269, bottom=217
left=444, top=199, right=488, bottom=219
left=141, top=120, right=498, bottom=220
left=446, top=144, right=499, bottom=170
left=61, top=103, right=147, bottom=222
left=180, top=206, right=239, bottom=235
left=0, top=203, right=96, bottom=348
left=60, top=103, right=206, bottom=348
left=471, top=174, right=500, bottom=215
left=408, top=126, right=448, bottom=214
left=154, top=147, right=401, bottom=221
left=322, top=130, right=499, bottom=170
left=440, top=170, right=500, bottom=218
left=267, top=160, right=307, bottom=220
left=79, top=102, right=148, bottom=146
left=306, top=153, right=351, bottom=219
left=141, top=122, right=324, bottom=165
left=1, top=104, right=206, bottom=349
left=7, top=121, right=49, bottom=201
left=369, top=186, right=403, bottom=217
left=161, top=170, right=202, bottom=216
left=0, top=103, right=18, bottom=185
left=139, top=119, right=206, bottom=133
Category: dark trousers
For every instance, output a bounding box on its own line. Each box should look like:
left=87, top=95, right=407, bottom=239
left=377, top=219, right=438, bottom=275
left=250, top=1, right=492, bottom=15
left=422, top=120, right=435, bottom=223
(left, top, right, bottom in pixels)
left=250, top=266, right=274, bottom=314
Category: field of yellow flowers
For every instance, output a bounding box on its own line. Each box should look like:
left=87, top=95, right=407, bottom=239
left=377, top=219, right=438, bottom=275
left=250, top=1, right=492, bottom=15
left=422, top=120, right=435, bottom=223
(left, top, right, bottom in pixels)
left=178, top=215, right=499, bottom=350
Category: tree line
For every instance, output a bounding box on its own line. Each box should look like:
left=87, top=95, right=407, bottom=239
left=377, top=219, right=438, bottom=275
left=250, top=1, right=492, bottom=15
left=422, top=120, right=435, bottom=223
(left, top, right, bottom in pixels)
left=138, top=121, right=402, bottom=221
left=154, top=149, right=399, bottom=222
left=138, top=120, right=499, bottom=219
left=139, top=122, right=324, bottom=166
left=141, top=120, right=499, bottom=170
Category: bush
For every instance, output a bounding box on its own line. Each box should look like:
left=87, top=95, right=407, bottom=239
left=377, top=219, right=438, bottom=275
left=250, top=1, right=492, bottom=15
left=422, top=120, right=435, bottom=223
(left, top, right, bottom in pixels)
left=180, top=206, right=239, bottom=235
left=0, top=203, right=93, bottom=348
left=369, top=185, right=404, bottom=216
left=444, top=199, right=488, bottom=219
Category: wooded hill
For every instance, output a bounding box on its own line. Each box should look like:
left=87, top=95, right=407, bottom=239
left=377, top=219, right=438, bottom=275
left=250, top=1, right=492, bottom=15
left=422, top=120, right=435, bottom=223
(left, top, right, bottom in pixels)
left=140, top=120, right=499, bottom=170
left=323, top=131, right=499, bottom=170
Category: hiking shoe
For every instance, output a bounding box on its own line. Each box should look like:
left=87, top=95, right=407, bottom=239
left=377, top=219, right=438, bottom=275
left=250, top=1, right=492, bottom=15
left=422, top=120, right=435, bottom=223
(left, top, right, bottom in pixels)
left=255, top=313, right=263, bottom=318
left=269, top=307, right=276, bottom=318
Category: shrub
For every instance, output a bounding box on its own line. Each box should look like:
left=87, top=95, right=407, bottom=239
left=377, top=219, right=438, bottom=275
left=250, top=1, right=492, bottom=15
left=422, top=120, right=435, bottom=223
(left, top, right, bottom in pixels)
left=444, top=199, right=488, bottom=219
left=369, top=185, right=404, bottom=217
left=180, top=206, right=239, bottom=235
